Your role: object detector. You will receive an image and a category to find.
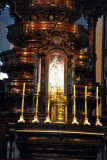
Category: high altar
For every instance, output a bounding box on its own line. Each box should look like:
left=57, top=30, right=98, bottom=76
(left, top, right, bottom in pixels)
left=0, top=0, right=107, bottom=159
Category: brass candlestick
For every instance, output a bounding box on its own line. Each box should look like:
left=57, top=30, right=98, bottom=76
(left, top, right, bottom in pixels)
left=72, top=85, right=79, bottom=125
left=83, top=86, right=90, bottom=125
left=32, top=83, right=39, bottom=123
left=18, top=83, right=25, bottom=123
left=44, top=84, right=51, bottom=123
left=95, top=87, right=102, bottom=126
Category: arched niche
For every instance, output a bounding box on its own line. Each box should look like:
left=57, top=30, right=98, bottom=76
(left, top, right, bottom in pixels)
left=45, top=48, right=68, bottom=98
left=39, top=47, right=75, bottom=112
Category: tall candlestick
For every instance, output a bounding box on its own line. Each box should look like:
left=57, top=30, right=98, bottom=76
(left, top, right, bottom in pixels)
left=96, top=86, right=99, bottom=118
left=35, top=83, right=39, bottom=115
left=32, top=83, right=40, bottom=123
left=83, top=86, right=90, bottom=125
left=37, top=83, right=39, bottom=95
left=18, top=83, right=25, bottom=123
left=21, top=83, right=25, bottom=114
left=74, top=85, right=75, bottom=96
left=85, top=86, right=87, bottom=97
left=85, top=86, right=87, bottom=116
left=85, top=96, right=87, bottom=116
left=95, top=86, right=102, bottom=126
left=96, top=86, right=98, bottom=98
left=74, top=98, right=76, bottom=118
left=74, top=85, right=76, bottom=115
left=72, top=85, right=79, bottom=124
left=44, top=83, right=51, bottom=123
left=22, top=82, right=25, bottom=95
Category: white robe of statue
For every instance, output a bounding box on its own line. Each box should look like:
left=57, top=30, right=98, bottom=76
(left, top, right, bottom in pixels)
left=50, top=56, right=62, bottom=94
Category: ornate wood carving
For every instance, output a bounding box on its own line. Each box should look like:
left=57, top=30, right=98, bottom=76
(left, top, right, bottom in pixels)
left=0, top=0, right=103, bottom=116
left=0, top=48, right=35, bottom=112
left=0, top=1, right=107, bottom=158
left=7, top=22, right=88, bottom=51
left=14, top=123, right=106, bottom=159
left=14, top=0, right=82, bottom=23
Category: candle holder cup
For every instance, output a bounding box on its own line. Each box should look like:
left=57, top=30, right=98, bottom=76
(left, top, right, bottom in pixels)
left=32, top=92, right=40, bottom=123
left=83, top=117, right=90, bottom=125
left=95, top=118, right=102, bottom=126
left=72, top=94, right=79, bottom=125
left=44, top=85, right=51, bottom=123
left=32, top=115, right=39, bottom=123
left=72, top=117, right=79, bottom=125
left=44, top=115, right=51, bottom=123
left=95, top=92, right=102, bottom=126
left=18, top=115, right=25, bottom=123
left=18, top=83, right=26, bottom=123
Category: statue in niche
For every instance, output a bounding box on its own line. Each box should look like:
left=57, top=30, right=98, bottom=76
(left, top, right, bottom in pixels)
left=50, top=56, right=62, bottom=95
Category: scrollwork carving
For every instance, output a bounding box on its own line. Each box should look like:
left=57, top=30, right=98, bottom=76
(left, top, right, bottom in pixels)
left=14, top=1, right=82, bottom=23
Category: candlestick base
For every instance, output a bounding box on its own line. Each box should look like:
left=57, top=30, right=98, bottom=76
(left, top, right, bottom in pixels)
left=95, top=119, right=102, bottom=126
left=44, top=116, right=51, bottom=123
left=32, top=116, right=39, bottom=123
left=83, top=118, right=90, bottom=125
left=18, top=115, right=25, bottom=123
left=72, top=117, right=79, bottom=125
